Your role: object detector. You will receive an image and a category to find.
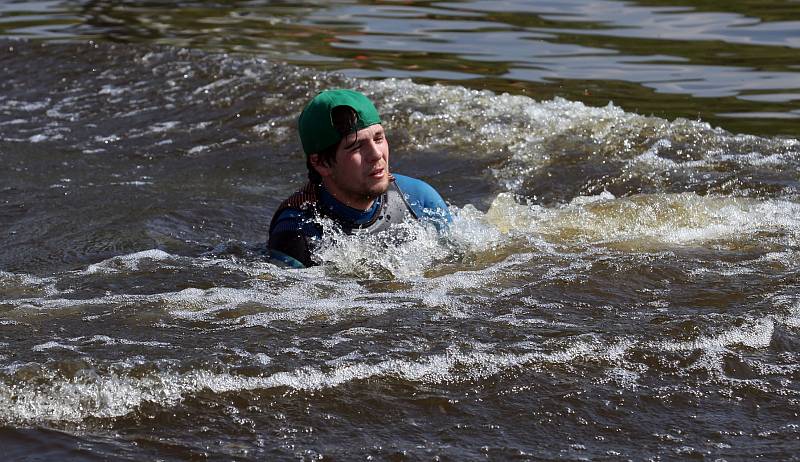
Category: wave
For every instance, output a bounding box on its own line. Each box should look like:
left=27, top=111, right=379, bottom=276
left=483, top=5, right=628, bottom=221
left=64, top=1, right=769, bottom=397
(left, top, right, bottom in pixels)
left=484, top=191, right=800, bottom=250
left=2, top=299, right=798, bottom=424
left=2, top=40, right=798, bottom=207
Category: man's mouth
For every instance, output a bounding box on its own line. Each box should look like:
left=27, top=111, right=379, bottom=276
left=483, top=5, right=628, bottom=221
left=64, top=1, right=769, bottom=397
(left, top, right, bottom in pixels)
left=369, top=167, right=385, bottom=179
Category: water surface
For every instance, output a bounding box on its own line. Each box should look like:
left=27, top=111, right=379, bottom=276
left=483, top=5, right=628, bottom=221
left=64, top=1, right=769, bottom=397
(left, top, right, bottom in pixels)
left=1, top=1, right=800, bottom=461
left=2, top=0, right=799, bottom=136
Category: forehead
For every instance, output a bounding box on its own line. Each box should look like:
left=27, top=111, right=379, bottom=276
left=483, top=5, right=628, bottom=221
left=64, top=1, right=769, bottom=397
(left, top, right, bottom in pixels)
left=357, top=124, right=385, bottom=137
left=337, top=124, right=385, bottom=147
left=335, top=124, right=386, bottom=154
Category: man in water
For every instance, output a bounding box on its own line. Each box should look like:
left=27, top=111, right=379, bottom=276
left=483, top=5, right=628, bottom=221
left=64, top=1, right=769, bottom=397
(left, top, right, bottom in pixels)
left=268, top=89, right=451, bottom=268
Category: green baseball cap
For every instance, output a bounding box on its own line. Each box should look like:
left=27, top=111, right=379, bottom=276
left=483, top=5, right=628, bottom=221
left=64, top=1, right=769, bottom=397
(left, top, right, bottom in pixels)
left=298, top=89, right=382, bottom=155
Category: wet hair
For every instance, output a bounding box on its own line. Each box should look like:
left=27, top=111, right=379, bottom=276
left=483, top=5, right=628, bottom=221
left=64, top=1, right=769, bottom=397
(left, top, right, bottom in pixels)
left=307, top=105, right=359, bottom=184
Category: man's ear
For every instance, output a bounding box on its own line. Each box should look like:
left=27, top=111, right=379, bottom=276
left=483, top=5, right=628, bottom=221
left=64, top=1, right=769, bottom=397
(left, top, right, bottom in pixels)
left=309, top=154, right=332, bottom=178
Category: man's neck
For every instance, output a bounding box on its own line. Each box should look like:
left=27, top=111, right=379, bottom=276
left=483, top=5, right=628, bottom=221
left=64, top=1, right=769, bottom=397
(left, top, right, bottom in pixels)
left=319, top=180, right=375, bottom=211
left=318, top=185, right=381, bottom=225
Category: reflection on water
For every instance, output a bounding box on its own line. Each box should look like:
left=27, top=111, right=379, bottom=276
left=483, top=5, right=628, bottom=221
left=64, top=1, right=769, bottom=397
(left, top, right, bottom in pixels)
left=1, top=0, right=799, bottom=135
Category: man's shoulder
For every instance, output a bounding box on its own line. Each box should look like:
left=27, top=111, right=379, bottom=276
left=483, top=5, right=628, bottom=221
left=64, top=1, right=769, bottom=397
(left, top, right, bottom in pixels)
left=276, top=182, right=319, bottom=213
left=269, top=183, right=320, bottom=232
left=268, top=205, right=319, bottom=268
left=271, top=207, right=306, bottom=228
left=391, top=173, right=451, bottom=227
left=392, top=174, right=442, bottom=200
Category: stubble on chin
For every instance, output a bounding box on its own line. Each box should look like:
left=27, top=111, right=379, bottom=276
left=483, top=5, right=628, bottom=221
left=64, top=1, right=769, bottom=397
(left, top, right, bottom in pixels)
left=356, top=178, right=390, bottom=203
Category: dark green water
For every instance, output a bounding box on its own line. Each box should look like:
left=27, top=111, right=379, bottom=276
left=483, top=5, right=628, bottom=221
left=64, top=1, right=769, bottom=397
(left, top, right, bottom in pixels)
left=1, top=1, right=800, bottom=461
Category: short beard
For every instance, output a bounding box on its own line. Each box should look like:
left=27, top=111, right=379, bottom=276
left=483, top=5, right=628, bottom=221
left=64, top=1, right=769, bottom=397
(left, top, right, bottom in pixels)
left=364, top=177, right=391, bottom=199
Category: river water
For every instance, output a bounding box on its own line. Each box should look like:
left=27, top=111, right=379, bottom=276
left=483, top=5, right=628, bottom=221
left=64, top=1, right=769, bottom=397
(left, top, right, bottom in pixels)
left=1, top=1, right=800, bottom=460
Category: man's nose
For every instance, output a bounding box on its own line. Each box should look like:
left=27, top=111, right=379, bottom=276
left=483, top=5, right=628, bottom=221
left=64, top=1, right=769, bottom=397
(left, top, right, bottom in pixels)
left=363, top=139, right=382, bottom=160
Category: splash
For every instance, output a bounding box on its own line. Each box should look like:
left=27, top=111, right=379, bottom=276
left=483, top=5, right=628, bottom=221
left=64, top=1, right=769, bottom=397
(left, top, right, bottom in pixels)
left=364, top=78, right=800, bottom=202
left=484, top=191, right=800, bottom=250
left=313, top=216, right=448, bottom=279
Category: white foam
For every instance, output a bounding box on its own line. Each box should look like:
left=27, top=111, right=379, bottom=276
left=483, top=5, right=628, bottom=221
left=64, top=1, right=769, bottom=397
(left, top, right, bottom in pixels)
left=113, top=180, right=152, bottom=186
left=340, top=327, right=386, bottom=337
left=719, top=151, right=789, bottom=167
left=606, top=367, right=641, bottom=389
left=3, top=99, right=49, bottom=111
left=484, top=191, right=800, bottom=248
left=45, top=106, right=78, bottom=121
left=569, top=190, right=616, bottom=206
left=28, top=133, right=49, bottom=143
left=657, top=316, right=775, bottom=353
left=188, top=145, right=209, bottom=154
left=448, top=204, right=505, bottom=253
left=98, top=84, right=127, bottom=96
left=252, top=119, right=291, bottom=138
left=31, top=341, right=80, bottom=353
left=627, top=139, right=679, bottom=171
left=781, top=301, right=800, bottom=328
left=0, top=271, right=60, bottom=299
left=4, top=258, right=400, bottom=325
left=222, top=288, right=413, bottom=327
left=93, top=134, right=120, bottom=144
left=0, top=369, right=187, bottom=422
left=72, top=335, right=172, bottom=348
left=192, top=78, right=237, bottom=95
left=253, top=354, right=272, bottom=365
left=147, top=121, right=179, bottom=134
left=370, top=79, right=638, bottom=153
left=365, top=78, right=668, bottom=191
left=84, top=249, right=175, bottom=274
left=490, top=314, right=578, bottom=329
left=0, top=337, right=615, bottom=423
left=405, top=252, right=533, bottom=317
left=689, top=262, right=756, bottom=278
left=314, top=217, right=447, bottom=279
left=0, top=118, right=27, bottom=126
left=367, top=78, right=800, bottom=201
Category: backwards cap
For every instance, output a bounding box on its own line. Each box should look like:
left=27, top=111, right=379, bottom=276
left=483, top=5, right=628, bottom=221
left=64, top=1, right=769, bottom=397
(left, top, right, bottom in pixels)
left=298, top=89, right=382, bottom=155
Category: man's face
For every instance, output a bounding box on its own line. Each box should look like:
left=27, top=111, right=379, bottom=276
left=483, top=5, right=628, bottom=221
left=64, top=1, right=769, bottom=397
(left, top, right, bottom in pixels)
left=312, top=124, right=391, bottom=210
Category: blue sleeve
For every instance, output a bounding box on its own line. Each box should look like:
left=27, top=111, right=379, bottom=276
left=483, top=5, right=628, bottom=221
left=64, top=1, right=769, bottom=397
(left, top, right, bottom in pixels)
left=268, top=209, right=322, bottom=268
left=393, top=174, right=452, bottom=231
left=270, top=209, right=320, bottom=237
left=269, top=249, right=306, bottom=269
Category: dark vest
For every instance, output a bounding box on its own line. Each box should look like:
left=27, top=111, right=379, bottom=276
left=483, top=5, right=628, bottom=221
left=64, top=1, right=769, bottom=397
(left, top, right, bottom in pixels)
left=268, top=178, right=418, bottom=266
